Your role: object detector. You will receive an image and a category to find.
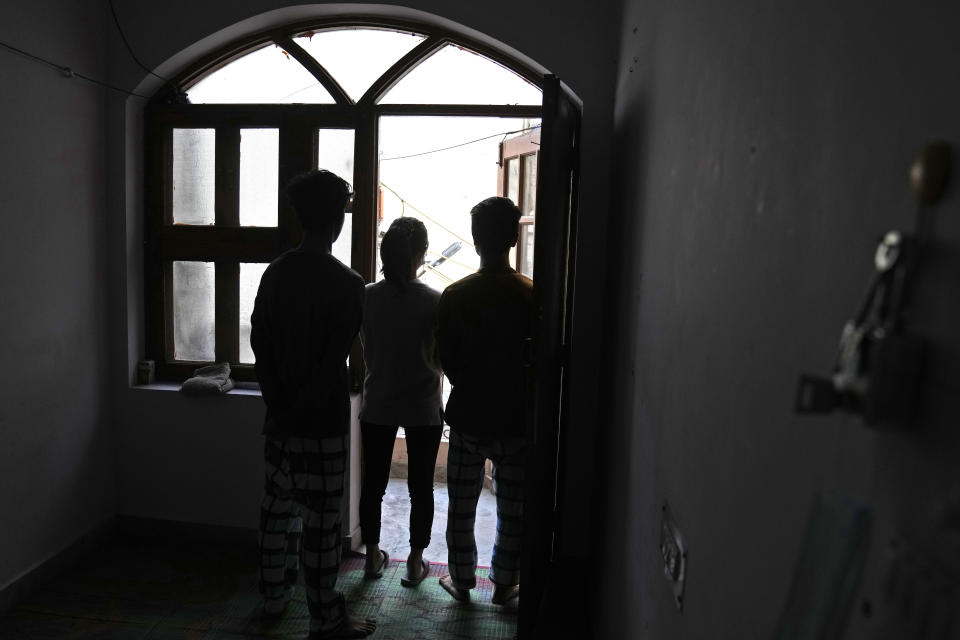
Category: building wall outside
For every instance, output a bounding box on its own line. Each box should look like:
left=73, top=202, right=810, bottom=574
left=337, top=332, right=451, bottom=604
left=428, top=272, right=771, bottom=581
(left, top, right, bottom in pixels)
left=600, top=0, right=960, bottom=636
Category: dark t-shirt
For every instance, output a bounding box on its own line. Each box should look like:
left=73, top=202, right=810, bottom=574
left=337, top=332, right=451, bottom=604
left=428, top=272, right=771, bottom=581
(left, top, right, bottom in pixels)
left=251, top=249, right=364, bottom=438
left=437, top=267, right=534, bottom=440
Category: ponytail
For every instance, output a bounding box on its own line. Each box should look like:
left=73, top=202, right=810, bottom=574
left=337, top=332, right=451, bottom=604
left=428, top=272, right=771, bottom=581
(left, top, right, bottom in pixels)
left=380, top=217, right=428, bottom=290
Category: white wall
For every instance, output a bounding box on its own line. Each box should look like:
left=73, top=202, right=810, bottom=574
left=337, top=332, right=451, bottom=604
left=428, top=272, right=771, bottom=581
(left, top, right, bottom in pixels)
left=105, top=1, right=619, bottom=549
left=600, top=0, right=960, bottom=636
left=0, top=0, right=116, bottom=591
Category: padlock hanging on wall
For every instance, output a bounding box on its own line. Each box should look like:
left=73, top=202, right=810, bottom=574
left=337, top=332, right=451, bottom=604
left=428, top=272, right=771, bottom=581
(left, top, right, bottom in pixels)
left=793, top=142, right=950, bottom=428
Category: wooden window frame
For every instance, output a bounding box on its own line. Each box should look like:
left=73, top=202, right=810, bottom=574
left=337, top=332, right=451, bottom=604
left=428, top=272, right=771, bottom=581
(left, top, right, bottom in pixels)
left=498, top=130, right=540, bottom=274
left=144, top=18, right=543, bottom=383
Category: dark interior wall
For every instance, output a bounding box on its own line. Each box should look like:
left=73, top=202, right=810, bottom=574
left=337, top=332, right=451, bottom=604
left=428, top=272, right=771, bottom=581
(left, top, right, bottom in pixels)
left=600, top=0, right=960, bottom=636
left=0, top=1, right=116, bottom=590
left=104, top=1, right=618, bottom=553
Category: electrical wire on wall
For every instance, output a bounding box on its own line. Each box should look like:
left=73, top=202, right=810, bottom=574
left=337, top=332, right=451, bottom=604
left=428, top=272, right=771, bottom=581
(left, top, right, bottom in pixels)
left=0, top=39, right=149, bottom=98
left=0, top=0, right=187, bottom=100
left=108, top=0, right=185, bottom=100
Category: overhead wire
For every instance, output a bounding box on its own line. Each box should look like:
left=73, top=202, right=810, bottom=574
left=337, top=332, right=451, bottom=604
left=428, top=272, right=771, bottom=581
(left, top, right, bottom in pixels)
left=424, top=249, right=476, bottom=272
left=379, top=182, right=475, bottom=248
left=421, top=265, right=456, bottom=285
left=379, top=124, right=541, bottom=161
left=0, top=39, right=149, bottom=98
left=276, top=81, right=322, bottom=102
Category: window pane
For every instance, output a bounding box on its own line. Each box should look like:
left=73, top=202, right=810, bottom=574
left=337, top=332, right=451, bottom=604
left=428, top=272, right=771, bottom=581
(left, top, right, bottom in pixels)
left=240, top=129, right=279, bottom=226
left=379, top=44, right=542, bottom=105
left=506, top=157, right=520, bottom=205
left=172, top=261, right=215, bottom=361
left=317, top=129, right=355, bottom=266
left=520, top=223, right=535, bottom=278
left=294, top=29, right=425, bottom=102
left=172, top=129, right=215, bottom=225
left=239, top=262, right=269, bottom=364
left=187, top=44, right=335, bottom=104
left=522, top=153, right=538, bottom=216
left=379, top=116, right=539, bottom=291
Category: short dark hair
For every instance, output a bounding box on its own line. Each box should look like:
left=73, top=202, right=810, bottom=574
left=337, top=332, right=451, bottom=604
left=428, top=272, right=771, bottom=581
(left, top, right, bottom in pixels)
left=285, top=169, right=352, bottom=234
left=470, top=197, right=521, bottom=253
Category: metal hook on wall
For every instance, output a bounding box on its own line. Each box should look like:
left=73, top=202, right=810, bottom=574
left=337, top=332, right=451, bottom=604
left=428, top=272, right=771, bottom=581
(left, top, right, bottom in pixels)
left=793, top=141, right=950, bottom=428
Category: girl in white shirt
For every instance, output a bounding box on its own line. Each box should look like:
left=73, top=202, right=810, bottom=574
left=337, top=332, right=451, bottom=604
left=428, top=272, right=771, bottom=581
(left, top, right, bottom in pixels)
left=359, top=217, right=443, bottom=586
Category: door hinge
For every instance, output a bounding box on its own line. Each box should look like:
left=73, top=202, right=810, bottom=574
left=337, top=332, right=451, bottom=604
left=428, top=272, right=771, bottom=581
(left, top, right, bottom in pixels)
left=522, top=337, right=535, bottom=367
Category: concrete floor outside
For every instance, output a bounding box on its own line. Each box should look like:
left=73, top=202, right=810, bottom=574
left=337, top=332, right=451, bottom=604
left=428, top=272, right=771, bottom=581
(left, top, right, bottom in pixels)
left=372, top=477, right=498, bottom=567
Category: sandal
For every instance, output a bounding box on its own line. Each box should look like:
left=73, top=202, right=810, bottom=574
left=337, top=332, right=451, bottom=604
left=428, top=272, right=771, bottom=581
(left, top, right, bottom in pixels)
left=400, top=558, right=430, bottom=587
left=364, top=549, right=389, bottom=579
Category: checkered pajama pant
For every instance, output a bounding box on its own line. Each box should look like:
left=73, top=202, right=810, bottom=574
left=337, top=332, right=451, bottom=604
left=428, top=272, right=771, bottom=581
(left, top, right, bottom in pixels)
left=446, top=430, right=524, bottom=590
left=259, top=434, right=347, bottom=635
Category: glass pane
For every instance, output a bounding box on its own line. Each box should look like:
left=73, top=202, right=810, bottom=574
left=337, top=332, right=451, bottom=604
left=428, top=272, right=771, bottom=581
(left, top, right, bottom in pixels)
left=187, top=44, right=335, bottom=104
left=522, top=153, right=538, bottom=216
left=317, top=129, right=356, bottom=266
left=294, top=29, right=425, bottom=102
left=172, top=261, right=215, bottom=361
left=379, top=44, right=542, bottom=105
left=240, top=129, right=279, bottom=226
left=379, top=116, right=540, bottom=291
left=520, top=223, right=535, bottom=278
left=239, top=262, right=269, bottom=364
left=506, top=157, right=520, bottom=206
left=172, top=128, right=215, bottom=225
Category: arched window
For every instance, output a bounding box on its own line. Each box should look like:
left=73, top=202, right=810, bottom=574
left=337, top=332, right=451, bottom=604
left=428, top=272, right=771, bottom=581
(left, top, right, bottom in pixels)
left=144, top=20, right=546, bottom=381
left=143, top=17, right=581, bottom=630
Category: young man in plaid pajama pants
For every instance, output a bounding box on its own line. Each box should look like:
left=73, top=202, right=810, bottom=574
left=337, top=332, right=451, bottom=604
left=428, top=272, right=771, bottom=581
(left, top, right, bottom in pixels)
left=251, top=170, right=375, bottom=639
left=436, top=197, right=533, bottom=605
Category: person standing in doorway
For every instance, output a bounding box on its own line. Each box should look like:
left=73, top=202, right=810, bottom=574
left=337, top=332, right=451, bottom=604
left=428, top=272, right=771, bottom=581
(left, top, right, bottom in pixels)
left=358, top=217, right=444, bottom=587
left=436, top=197, right=533, bottom=605
left=251, top=169, right=375, bottom=639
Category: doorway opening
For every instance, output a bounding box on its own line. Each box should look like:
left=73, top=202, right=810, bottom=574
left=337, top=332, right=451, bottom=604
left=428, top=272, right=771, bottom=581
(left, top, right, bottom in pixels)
left=373, top=114, right=542, bottom=567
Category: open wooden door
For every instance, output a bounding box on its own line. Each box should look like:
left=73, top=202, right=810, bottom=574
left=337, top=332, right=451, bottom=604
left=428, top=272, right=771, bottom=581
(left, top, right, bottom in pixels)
left=519, top=75, right=581, bottom=638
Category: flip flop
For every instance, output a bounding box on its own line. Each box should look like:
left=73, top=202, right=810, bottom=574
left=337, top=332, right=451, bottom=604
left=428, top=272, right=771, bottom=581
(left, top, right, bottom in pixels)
left=400, top=558, right=430, bottom=587
left=364, top=549, right=389, bottom=579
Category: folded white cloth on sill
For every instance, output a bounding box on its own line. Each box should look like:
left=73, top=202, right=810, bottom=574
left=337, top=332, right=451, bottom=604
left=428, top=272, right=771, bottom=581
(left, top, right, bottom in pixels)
left=180, top=362, right=235, bottom=396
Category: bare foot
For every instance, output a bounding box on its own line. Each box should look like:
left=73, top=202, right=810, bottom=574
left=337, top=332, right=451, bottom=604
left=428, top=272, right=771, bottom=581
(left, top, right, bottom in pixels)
left=491, top=583, right=519, bottom=605
left=311, top=615, right=377, bottom=639
left=439, top=574, right=470, bottom=602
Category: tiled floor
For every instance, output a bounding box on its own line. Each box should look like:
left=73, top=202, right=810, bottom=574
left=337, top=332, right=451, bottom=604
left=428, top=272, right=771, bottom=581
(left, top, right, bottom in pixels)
left=373, top=478, right=498, bottom=567
left=0, top=537, right=517, bottom=639
left=0, top=480, right=506, bottom=639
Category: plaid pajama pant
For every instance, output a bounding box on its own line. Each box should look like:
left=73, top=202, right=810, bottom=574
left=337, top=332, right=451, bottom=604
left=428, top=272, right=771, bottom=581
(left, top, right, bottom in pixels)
left=259, top=434, right=347, bottom=635
left=446, top=430, right=525, bottom=590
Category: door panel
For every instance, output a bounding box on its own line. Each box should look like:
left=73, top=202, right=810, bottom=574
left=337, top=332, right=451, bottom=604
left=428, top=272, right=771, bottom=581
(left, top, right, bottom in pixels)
left=520, top=76, right=581, bottom=638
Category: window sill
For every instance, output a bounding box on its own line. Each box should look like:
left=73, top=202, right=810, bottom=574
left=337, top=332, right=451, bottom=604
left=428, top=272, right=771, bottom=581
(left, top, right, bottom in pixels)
left=132, top=381, right=263, bottom=397
left=130, top=383, right=363, bottom=400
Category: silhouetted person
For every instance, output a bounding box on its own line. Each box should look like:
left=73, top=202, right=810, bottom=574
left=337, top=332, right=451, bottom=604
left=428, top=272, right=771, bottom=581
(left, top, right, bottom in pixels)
left=251, top=169, right=375, bottom=639
left=436, top=197, right=533, bottom=605
left=358, top=217, right=443, bottom=586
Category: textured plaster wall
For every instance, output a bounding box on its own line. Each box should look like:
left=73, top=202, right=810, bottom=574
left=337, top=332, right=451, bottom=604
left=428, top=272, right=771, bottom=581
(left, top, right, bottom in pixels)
left=600, top=0, right=960, bottom=636
left=0, top=0, right=116, bottom=591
